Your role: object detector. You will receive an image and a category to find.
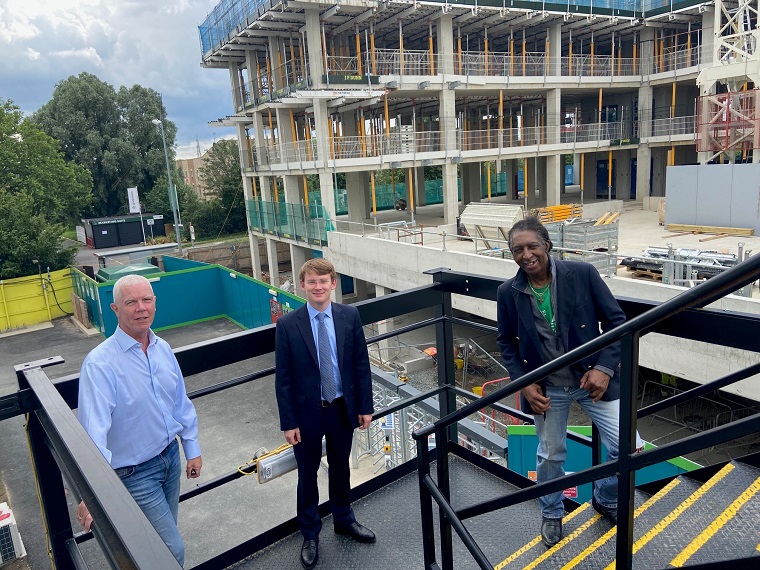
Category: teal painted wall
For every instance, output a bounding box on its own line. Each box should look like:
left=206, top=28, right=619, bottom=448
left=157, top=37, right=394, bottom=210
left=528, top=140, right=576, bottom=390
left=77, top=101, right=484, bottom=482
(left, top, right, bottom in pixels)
left=507, top=425, right=701, bottom=503
left=78, top=260, right=304, bottom=337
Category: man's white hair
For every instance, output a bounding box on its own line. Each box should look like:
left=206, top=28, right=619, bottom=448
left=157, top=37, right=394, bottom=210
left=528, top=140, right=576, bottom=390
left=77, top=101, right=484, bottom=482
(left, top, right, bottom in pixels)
left=112, top=274, right=154, bottom=305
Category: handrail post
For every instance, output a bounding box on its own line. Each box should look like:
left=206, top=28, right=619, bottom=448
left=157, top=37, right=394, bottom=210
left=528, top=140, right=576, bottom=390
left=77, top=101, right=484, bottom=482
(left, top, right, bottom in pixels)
left=615, top=331, right=639, bottom=570
left=432, top=271, right=456, bottom=569
left=415, top=435, right=438, bottom=568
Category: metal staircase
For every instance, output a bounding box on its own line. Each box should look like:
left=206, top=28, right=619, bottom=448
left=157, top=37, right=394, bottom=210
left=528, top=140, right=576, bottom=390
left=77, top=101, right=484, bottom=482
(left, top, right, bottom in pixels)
left=493, top=458, right=760, bottom=569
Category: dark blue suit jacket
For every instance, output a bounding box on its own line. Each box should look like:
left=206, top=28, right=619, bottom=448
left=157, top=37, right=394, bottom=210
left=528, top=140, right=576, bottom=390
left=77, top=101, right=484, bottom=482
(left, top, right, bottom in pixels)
left=496, top=259, right=626, bottom=414
left=275, top=302, right=373, bottom=432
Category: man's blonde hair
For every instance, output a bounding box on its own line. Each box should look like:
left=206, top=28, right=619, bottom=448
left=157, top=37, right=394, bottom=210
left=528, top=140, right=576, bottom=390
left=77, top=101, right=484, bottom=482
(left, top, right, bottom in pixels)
left=298, top=259, right=336, bottom=283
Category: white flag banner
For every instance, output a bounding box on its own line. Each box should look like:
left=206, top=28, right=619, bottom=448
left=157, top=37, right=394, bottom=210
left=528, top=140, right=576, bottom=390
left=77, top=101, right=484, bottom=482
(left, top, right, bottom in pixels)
left=127, top=187, right=140, bottom=214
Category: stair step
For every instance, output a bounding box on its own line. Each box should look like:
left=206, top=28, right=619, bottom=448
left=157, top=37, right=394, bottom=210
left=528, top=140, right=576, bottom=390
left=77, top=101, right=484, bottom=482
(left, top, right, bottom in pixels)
left=628, top=462, right=757, bottom=568
left=558, top=476, right=704, bottom=570
left=666, top=461, right=760, bottom=567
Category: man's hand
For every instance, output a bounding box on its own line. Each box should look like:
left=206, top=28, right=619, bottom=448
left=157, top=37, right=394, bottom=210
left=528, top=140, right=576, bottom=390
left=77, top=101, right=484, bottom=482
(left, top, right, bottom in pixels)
left=580, top=369, right=610, bottom=402
left=284, top=428, right=301, bottom=445
left=76, top=501, right=93, bottom=532
left=357, top=414, right=372, bottom=430
left=521, top=384, right=551, bottom=414
left=186, top=456, right=202, bottom=479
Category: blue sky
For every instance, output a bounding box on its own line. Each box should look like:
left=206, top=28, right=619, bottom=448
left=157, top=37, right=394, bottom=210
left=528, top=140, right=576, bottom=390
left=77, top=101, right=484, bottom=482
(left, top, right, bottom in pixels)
left=0, top=0, right=235, bottom=158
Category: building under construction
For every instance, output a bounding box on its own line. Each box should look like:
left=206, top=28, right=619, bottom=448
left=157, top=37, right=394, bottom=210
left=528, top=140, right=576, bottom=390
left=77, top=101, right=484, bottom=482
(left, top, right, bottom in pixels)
left=198, top=0, right=760, bottom=294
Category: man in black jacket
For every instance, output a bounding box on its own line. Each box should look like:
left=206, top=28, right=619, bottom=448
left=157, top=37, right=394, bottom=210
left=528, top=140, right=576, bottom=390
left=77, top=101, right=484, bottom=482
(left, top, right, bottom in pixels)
left=497, top=217, right=631, bottom=547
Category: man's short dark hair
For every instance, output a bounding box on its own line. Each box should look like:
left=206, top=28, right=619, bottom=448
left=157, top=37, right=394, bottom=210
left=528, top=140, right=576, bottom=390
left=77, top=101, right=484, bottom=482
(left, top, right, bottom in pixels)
left=508, top=216, right=553, bottom=252
left=299, top=258, right=337, bottom=283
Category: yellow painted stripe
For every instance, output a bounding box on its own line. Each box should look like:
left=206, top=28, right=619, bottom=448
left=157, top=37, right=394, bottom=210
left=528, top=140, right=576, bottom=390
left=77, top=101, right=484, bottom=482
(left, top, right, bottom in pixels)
left=521, top=514, right=603, bottom=570
left=562, top=478, right=682, bottom=570
left=670, top=476, right=760, bottom=567
left=493, top=503, right=591, bottom=570
left=603, top=463, right=736, bottom=570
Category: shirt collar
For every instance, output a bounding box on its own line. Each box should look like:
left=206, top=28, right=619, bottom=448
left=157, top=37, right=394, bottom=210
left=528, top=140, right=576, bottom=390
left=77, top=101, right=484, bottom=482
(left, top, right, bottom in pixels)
left=113, top=325, right=157, bottom=352
left=307, top=303, right=333, bottom=321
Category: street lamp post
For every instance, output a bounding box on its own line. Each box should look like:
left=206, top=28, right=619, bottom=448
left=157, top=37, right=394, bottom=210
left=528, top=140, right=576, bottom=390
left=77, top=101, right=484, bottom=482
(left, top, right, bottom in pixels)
left=152, top=118, right=183, bottom=254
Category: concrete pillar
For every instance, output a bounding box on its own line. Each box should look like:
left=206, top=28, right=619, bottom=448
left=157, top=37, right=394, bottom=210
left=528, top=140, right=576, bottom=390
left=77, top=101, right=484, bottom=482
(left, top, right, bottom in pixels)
left=546, top=155, right=561, bottom=206
left=639, top=28, right=655, bottom=76
left=437, top=14, right=454, bottom=75
left=229, top=64, right=242, bottom=110
left=290, top=245, right=309, bottom=297
left=346, top=171, right=369, bottom=223
left=354, top=278, right=369, bottom=301
left=548, top=23, right=562, bottom=77
left=535, top=156, right=547, bottom=201
left=332, top=276, right=344, bottom=304
left=650, top=147, right=667, bottom=197
left=249, top=234, right=263, bottom=281
left=305, top=9, right=324, bottom=86
left=282, top=174, right=300, bottom=203
left=266, top=237, right=279, bottom=286
left=415, top=166, right=426, bottom=207
left=442, top=163, right=459, bottom=223
left=546, top=88, right=561, bottom=145
left=439, top=88, right=459, bottom=224
left=269, top=37, right=283, bottom=92
left=461, top=162, right=481, bottom=205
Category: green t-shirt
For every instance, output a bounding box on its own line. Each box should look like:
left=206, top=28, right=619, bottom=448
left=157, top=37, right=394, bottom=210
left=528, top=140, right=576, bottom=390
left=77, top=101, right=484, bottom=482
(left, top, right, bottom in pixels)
left=530, top=284, right=555, bottom=332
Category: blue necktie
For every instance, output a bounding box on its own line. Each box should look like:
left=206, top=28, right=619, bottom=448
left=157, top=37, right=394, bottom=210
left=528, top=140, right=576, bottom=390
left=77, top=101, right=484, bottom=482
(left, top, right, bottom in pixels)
left=316, top=313, right=337, bottom=403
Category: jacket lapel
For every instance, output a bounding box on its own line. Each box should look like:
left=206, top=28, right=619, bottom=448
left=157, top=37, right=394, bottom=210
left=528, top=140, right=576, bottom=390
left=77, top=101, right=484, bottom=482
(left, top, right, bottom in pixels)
left=512, top=273, right=542, bottom=353
left=332, top=303, right=346, bottom=372
left=296, top=305, right=319, bottom=368
left=555, top=260, right=575, bottom=348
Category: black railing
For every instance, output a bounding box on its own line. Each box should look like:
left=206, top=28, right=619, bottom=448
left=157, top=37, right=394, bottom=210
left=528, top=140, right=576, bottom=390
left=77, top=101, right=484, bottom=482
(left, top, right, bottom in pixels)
left=412, top=256, right=760, bottom=570
left=6, top=261, right=760, bottom=568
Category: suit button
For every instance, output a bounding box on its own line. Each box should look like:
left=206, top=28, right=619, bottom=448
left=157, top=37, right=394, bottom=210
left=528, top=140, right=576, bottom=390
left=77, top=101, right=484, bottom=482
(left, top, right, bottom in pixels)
left=588, top=365, right=592, bottom=369
left=516, top=336, right=520, bottom=340
left=523, top=359, right=528, bottom=364
left=581, top=324, right=586, bottom=328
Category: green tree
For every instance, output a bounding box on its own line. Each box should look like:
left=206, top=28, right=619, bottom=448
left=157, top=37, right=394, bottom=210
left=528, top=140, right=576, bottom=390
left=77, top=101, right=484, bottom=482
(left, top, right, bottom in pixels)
left=33, top=72, right=178, bottom=218
left=0, top=100, right=88, bottom=278
left=197, top=139, right=247, bottom=235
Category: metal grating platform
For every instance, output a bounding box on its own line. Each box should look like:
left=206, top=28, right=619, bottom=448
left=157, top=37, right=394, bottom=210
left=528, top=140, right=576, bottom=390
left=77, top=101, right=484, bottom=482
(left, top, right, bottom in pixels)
left=227, top=455, right=543, bottom=569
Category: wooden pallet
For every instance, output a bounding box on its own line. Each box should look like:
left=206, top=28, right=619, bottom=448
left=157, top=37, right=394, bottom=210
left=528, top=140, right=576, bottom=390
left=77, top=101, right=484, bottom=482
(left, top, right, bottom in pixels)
left=630, top=269, right=663, bottom=281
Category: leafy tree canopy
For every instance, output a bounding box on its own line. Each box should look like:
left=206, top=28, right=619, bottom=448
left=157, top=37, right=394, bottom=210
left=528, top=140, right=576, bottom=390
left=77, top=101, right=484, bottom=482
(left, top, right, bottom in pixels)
left=191, top=139, right=247, bottom=237
left=0, top=99, right=89, bottom=278
left=33, top=72, right=180, bottom=218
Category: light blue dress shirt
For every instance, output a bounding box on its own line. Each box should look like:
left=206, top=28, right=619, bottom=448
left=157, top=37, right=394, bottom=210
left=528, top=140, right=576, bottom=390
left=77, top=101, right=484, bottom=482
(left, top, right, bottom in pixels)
left=307, top=303, right=344, bottom=400
left=77, top=326, right=201, bottom=469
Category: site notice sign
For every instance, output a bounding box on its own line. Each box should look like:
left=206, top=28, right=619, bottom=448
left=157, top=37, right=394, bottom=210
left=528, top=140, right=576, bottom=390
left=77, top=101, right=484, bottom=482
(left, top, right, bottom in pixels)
left=127, top=187, right=140, bottom=214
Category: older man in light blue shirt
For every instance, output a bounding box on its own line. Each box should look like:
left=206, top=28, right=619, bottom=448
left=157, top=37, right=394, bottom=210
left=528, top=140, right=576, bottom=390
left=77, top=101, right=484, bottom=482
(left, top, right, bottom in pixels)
left=77, top=274, right=202, bottom=566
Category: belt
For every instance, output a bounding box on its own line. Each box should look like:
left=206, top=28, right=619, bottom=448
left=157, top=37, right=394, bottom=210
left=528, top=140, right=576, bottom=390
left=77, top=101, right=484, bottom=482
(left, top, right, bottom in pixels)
left=322, top=396, right=344, bottom=408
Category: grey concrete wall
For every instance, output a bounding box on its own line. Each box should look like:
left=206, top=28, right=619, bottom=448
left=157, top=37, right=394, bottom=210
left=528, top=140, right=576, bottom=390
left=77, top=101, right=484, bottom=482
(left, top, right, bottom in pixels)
left=665, top=164, right=760, bottom=233
left=328, top=231, right=760, bottom=401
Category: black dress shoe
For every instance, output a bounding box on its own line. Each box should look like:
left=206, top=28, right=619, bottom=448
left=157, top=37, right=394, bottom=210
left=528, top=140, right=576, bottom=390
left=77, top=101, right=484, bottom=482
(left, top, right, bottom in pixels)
left=541, top=517, right=562, bottom=547
left=334, top=521, right=376, bottom=543
left=300, top=539, right=318, bottom=569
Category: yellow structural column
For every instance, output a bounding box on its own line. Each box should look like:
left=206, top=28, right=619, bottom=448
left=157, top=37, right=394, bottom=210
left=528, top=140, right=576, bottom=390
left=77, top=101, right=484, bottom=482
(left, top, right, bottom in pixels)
left=607, top=150, right=613, bottom=199
left=429, top=23, right=435, bottom=75
left=407, top=167, right=414, bottom=212
left=355, top=26, right=363, bottom=75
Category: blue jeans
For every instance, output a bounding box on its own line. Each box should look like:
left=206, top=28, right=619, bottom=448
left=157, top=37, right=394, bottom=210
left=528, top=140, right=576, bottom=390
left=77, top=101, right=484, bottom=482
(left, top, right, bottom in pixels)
left=116, top=439, right=184, bottom=566
left=534, top=386, right=633, bottom=519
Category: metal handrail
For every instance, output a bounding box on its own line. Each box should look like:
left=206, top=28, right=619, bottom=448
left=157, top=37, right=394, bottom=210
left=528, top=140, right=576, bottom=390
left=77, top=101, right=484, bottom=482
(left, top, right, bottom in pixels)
left=412, top=251, right=760, bottom=570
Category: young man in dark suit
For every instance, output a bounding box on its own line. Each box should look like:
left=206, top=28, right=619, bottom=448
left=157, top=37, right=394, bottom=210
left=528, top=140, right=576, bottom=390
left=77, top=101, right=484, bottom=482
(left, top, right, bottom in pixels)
left=275, top=258, right=375, bottom=569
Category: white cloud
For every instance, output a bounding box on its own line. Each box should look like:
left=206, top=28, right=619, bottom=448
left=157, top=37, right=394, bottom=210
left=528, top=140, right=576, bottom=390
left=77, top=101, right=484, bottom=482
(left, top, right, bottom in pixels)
left=0, top=0, right=232, bottom=149
left=51, top=46, right=103, bottom=66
